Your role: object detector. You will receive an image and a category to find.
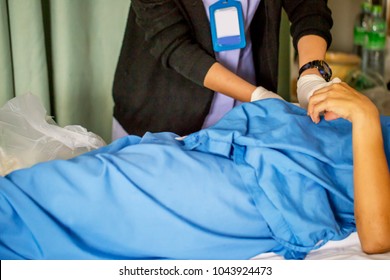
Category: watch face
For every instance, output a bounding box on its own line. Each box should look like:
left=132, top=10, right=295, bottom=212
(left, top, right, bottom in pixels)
left=318, top=60, right=332, bottom=81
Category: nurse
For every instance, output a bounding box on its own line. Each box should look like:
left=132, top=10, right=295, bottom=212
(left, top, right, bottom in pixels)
left=112, top=0, right=334, bottom=139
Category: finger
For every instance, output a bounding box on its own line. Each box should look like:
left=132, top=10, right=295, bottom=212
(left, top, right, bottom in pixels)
left=324, top=111, right=340, bottom=121
left=308, top=91, right=330, bottom=121
left=310, top=99, right=333, bottom=123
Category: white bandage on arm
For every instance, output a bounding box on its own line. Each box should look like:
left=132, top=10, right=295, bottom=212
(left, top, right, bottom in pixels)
left=250, top=86, right=284, bottom=102
left=297, top=74, right=342, bottom=109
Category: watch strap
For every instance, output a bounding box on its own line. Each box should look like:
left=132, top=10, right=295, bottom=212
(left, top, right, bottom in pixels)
left=298, top=60, right=332, bottom=82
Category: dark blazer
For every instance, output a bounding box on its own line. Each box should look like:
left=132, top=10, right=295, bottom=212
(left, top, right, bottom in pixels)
left=113, top=0, right=333, bottom=136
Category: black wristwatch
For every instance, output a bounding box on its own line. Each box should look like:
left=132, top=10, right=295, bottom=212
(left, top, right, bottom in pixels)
left=298, top=60, right=332, bottom=82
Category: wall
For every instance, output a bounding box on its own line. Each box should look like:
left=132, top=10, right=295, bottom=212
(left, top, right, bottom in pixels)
left=328, top=0, right=389, bottom=53
left=328, top=0, right=361, bottom=53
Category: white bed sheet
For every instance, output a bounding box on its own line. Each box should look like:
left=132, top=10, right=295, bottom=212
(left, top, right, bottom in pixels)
left=252, top=232, right=390, bottom=260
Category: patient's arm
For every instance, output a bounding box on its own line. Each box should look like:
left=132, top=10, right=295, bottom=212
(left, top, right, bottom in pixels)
left=307, top=82, right=390, bottom=254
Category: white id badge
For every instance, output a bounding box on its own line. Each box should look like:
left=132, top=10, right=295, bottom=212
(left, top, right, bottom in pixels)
left=209, top=0, right=246, bottom=52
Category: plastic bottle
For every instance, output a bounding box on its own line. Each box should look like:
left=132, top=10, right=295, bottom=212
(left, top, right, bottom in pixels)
left=361, top=4, right=387, bottom=77
left=353, top=1, right=372, bottom=57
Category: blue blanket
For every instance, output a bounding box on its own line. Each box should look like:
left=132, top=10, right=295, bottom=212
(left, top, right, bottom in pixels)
left=1, top=99, right=389, bottom=260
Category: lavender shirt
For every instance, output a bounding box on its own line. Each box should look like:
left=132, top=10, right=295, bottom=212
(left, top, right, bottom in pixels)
left=202, top=0, right=261, bottom=128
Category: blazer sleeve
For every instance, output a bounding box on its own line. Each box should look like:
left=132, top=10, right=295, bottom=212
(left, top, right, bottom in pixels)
left=131, top=0, right=216, bottom=86
left=283, top=0, right=333, bottom=50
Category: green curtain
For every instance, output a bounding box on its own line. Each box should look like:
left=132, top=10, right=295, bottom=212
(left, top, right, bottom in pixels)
left=277, top=10, right=291, bottom=101
left=0, top=0, right=131, bottom=143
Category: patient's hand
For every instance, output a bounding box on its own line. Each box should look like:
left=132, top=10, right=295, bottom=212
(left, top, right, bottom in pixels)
left=307, top=82, right=379, bottom=124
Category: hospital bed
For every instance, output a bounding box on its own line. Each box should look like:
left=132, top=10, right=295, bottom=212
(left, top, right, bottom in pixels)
left=253, top=232, right=390, bottom=260
left=0, top=96, right=390, bottom=260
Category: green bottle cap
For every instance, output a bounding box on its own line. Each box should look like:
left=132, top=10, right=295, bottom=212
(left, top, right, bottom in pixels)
left=371, top=5, right=382, bottom=16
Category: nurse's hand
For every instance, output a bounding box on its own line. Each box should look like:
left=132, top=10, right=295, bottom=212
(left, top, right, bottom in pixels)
left=250, top=86, right=285, bottom=101
left=297, top=75, right=342, bottom=109
left=307, top=82, right=379, bottom=124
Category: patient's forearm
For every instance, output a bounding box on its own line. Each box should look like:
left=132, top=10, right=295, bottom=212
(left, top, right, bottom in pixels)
left=203, top=62, right=256, bottom=102
left=353, top=114, right=390, bottom=254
